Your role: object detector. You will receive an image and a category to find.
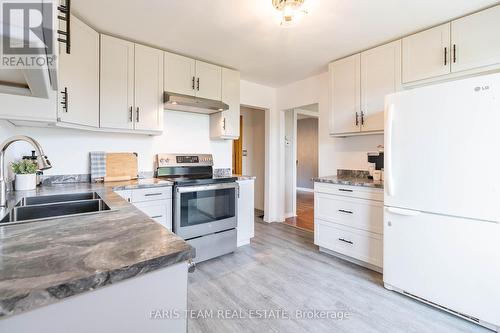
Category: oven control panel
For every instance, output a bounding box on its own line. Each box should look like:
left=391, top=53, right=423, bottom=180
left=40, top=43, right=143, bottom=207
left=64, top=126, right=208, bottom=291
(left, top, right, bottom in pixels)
left=156, top=153, right=213, bottom=167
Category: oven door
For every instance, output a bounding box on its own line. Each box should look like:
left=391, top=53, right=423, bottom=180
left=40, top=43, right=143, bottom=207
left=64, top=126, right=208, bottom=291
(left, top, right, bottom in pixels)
left=174, top=182, right=238, bottom=240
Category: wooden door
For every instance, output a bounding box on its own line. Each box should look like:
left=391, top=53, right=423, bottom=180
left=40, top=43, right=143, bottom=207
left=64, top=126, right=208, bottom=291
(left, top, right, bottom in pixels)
left=402, top=23, right=451, bottom=83
left=361, top=40, right=401, bottom=132
left=134, top=44, right=164, bottom=131
left=232, top=116, right=243, bottom=175
left=164, top=52, right=196, bottom=96
left=220, top=68, right=241, bottom=139
left=99, top=35, right=135, bottom=130
left=329, top=54, right=361, bottom=135
left=195, top=61, right=222, bottom=100
left=451, top=5, right=500, bottom=73
left=58, top=15, right=99, bottom=127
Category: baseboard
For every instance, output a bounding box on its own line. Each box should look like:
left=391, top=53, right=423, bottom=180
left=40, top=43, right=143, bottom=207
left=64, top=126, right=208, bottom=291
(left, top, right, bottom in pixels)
left=284, top=212, right=296, bottom=219
left=297, top=187, right=314, bottom=193
left=318, top=247, right=382, bottom=273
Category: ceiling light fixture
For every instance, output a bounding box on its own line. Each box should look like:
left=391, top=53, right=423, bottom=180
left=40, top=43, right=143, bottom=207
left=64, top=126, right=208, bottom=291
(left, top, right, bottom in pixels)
left=272, top=0, right=308, bottom=27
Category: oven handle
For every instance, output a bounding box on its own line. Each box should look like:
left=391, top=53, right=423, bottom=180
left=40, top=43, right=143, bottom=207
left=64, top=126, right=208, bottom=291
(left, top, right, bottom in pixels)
left=176, top=182, right=239, bottom=193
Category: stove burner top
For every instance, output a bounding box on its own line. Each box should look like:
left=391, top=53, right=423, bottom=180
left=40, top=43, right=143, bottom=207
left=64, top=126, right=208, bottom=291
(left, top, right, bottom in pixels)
left=158, top=175, right=238, bottom=186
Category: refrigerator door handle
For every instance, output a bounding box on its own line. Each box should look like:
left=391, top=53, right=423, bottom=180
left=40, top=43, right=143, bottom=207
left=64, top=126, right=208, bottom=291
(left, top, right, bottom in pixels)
left=386, top=207, right=421, bottom=216
left=385, top=103, right=395, bottom=196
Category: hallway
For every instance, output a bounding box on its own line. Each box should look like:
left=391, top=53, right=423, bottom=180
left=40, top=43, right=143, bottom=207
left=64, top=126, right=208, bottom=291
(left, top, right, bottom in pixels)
left=284, top=190, right=314, bottom=232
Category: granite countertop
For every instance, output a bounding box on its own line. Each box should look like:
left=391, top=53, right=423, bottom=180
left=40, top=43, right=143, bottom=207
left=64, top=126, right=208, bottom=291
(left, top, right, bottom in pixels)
left=313, top=170, right=384, bottom=189
left=0, top=179, right=193, bottom=319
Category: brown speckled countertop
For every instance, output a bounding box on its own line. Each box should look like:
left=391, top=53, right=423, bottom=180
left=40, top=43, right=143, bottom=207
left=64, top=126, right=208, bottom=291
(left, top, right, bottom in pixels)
left=313, top=170, right=384, bottom=189
left=0, top=179, right=193, bottom=319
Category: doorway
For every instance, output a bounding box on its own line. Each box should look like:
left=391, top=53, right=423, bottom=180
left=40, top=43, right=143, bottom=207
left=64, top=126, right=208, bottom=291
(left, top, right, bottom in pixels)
left=283, top=104, right=319, bottom=232
left=233, top=106, right=266, bottom=216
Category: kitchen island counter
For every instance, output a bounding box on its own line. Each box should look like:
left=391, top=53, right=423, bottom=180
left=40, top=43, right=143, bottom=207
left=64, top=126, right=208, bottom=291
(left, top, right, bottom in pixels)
left=0, top=179, right=193, bottom=319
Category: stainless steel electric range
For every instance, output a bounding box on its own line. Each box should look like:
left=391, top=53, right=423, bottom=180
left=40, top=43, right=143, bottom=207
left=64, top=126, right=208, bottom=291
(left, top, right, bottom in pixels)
left=156, top=153, right=238, bottom=263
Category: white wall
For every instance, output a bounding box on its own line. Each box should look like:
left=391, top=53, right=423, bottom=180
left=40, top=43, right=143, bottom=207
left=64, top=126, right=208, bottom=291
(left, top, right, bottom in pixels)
left=297, top=117, right=318, bottom=189
left=240, top=80, right=280, bottom=222
left=240, top=107, right=265, bottom=211
left=277, top=72, right=384, bottom=178
left=4, top=111, right=232, bottom=175
left=0, top=120, right=16, bottom=179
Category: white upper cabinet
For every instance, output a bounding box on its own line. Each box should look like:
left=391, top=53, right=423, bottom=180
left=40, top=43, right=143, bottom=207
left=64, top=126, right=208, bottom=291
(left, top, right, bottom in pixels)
left=451, top=5, right=500, bottom=73
left=329, top=54, right=361, bottom=135
left=164, top=52, right=196, bottom=96
left=402, top=23, right=451, bottom=84
left=134, top=44, right=164, bottom=132
left=361, top=40, right=401, bottom=132
left=58, top=16, right=99, bottom=127
left=195, top=61, right=222, bottom=100
left=210, top=68, right=240, bottom=139
left=100, top=35, right=135, bottom=130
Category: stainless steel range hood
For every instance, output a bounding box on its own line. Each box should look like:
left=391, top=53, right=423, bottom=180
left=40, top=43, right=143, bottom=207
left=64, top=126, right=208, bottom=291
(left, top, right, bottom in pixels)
left=164, top=92, right=229, bottom=115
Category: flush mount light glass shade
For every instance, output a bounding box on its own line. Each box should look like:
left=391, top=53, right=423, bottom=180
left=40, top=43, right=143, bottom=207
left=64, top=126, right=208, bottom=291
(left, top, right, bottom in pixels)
left=272, top=0, right=308, bottom=26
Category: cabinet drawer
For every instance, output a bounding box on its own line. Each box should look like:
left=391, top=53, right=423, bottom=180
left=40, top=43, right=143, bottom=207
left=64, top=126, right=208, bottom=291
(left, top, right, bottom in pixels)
left=314, top=182, right=383, bottom=202
left=315, top=220, right=383, bottom=268
left=134, top=200, right=172, bottom=230
left=131, top=187, right=172, bottom=203
left=315, top=193, right=383, bottom=234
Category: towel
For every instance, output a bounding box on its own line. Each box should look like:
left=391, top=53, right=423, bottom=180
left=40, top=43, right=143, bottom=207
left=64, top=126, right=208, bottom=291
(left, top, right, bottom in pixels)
left=90, top=151, right=106, bottom=182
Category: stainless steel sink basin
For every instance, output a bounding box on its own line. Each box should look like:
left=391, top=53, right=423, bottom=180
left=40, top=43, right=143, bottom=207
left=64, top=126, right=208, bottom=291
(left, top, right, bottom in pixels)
left=16, top=192, right=101, bottom=207
left=1, top=193, right=112, bottom=226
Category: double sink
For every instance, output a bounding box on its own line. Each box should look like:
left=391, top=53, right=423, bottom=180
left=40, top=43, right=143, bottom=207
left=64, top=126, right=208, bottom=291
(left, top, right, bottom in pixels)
left=0, top=192, right=111, bottom=226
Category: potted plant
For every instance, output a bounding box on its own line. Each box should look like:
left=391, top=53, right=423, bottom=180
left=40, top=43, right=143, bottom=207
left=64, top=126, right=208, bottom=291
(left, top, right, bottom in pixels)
left=11, top=159, right=38, bottom=191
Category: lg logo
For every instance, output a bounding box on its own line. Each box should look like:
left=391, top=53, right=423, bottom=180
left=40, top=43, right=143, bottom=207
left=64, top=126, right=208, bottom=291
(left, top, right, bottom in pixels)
left=2, top=2, right=53, bottom=55
left=474, top=86, right=490, bottom=92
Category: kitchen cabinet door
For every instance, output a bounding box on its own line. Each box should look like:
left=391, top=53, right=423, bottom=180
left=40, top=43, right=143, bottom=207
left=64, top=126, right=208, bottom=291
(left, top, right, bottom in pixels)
left=99, top=35, right=135, bottom=130
left=329, top=54, right=361, bottom=135
left=195, top=61, right=222, bottom=100
left=451, top=5, right=500, bottom=73
left=58, top=16, right=99, bottom=127
left=402, top=23, right=451, bottom=83
left=164, top=52, right=196, bottom=96
left=210, top=68, right=240, bottom=139
left=134, top=44, right=164, bottom=131
left=361, top=40, right=401, bottom=132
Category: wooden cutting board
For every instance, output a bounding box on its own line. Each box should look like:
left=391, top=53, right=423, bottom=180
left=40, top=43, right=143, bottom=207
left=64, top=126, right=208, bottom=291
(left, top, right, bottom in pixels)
left=105, top=153, right=138, bottom=181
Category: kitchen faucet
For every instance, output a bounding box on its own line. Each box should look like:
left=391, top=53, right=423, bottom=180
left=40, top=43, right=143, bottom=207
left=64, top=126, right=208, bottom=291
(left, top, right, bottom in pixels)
left=0, top=136, right=52, bottom=207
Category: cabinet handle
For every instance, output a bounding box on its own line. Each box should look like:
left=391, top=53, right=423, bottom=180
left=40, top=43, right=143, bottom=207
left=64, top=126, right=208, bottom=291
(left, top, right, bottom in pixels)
left=223, top=117, right=226, bottom=131
left=355, top=112, right=359, bottom=126
left=444, top=47, right=448, bottom=66
left=360, top=111, right=365, bottom=126
left=60, top=87, right=68, bottom=112
left=129, top=106, right=133, bottom=122
left=453, top=44, right=457, bottom=63
left=151, top=215, right=163, bottom=219
left=57, top=0, right=71, bottom=54
left=197, top=78, right=200, bottom=91
left=192, top=76, right=195, bottom=90
left=338, top=238, right=354, bottom=245
left=338, top=189, right=353, bottom=193
left=144, top=193, right=163, bottom=197
left=338, top=209, right=353, bottom=214
left=136, top=107, right=140, bottom=122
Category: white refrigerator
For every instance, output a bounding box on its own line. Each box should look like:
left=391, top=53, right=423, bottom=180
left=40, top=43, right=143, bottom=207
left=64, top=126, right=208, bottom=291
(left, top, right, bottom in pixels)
left=384, top=72, right=500, bottom=332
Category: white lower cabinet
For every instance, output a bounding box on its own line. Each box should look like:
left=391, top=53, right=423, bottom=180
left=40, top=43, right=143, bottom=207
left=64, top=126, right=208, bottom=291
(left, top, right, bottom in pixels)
left=115, top=186, right=172, bottom=230
left=237, top=179, right=255, bottom=246
left=314, top=182, right=384, bottom=271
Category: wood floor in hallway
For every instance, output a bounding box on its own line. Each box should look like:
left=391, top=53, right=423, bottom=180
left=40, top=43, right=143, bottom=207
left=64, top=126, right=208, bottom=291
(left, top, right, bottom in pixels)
left=187, top=219, right=488, bottom=333
left=284, top=190, right=314, bottom=231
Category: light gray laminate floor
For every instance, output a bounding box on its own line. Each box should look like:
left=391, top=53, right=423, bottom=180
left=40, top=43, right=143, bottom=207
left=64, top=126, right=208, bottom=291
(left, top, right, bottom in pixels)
left=187, top=218, right=490, bottom=333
